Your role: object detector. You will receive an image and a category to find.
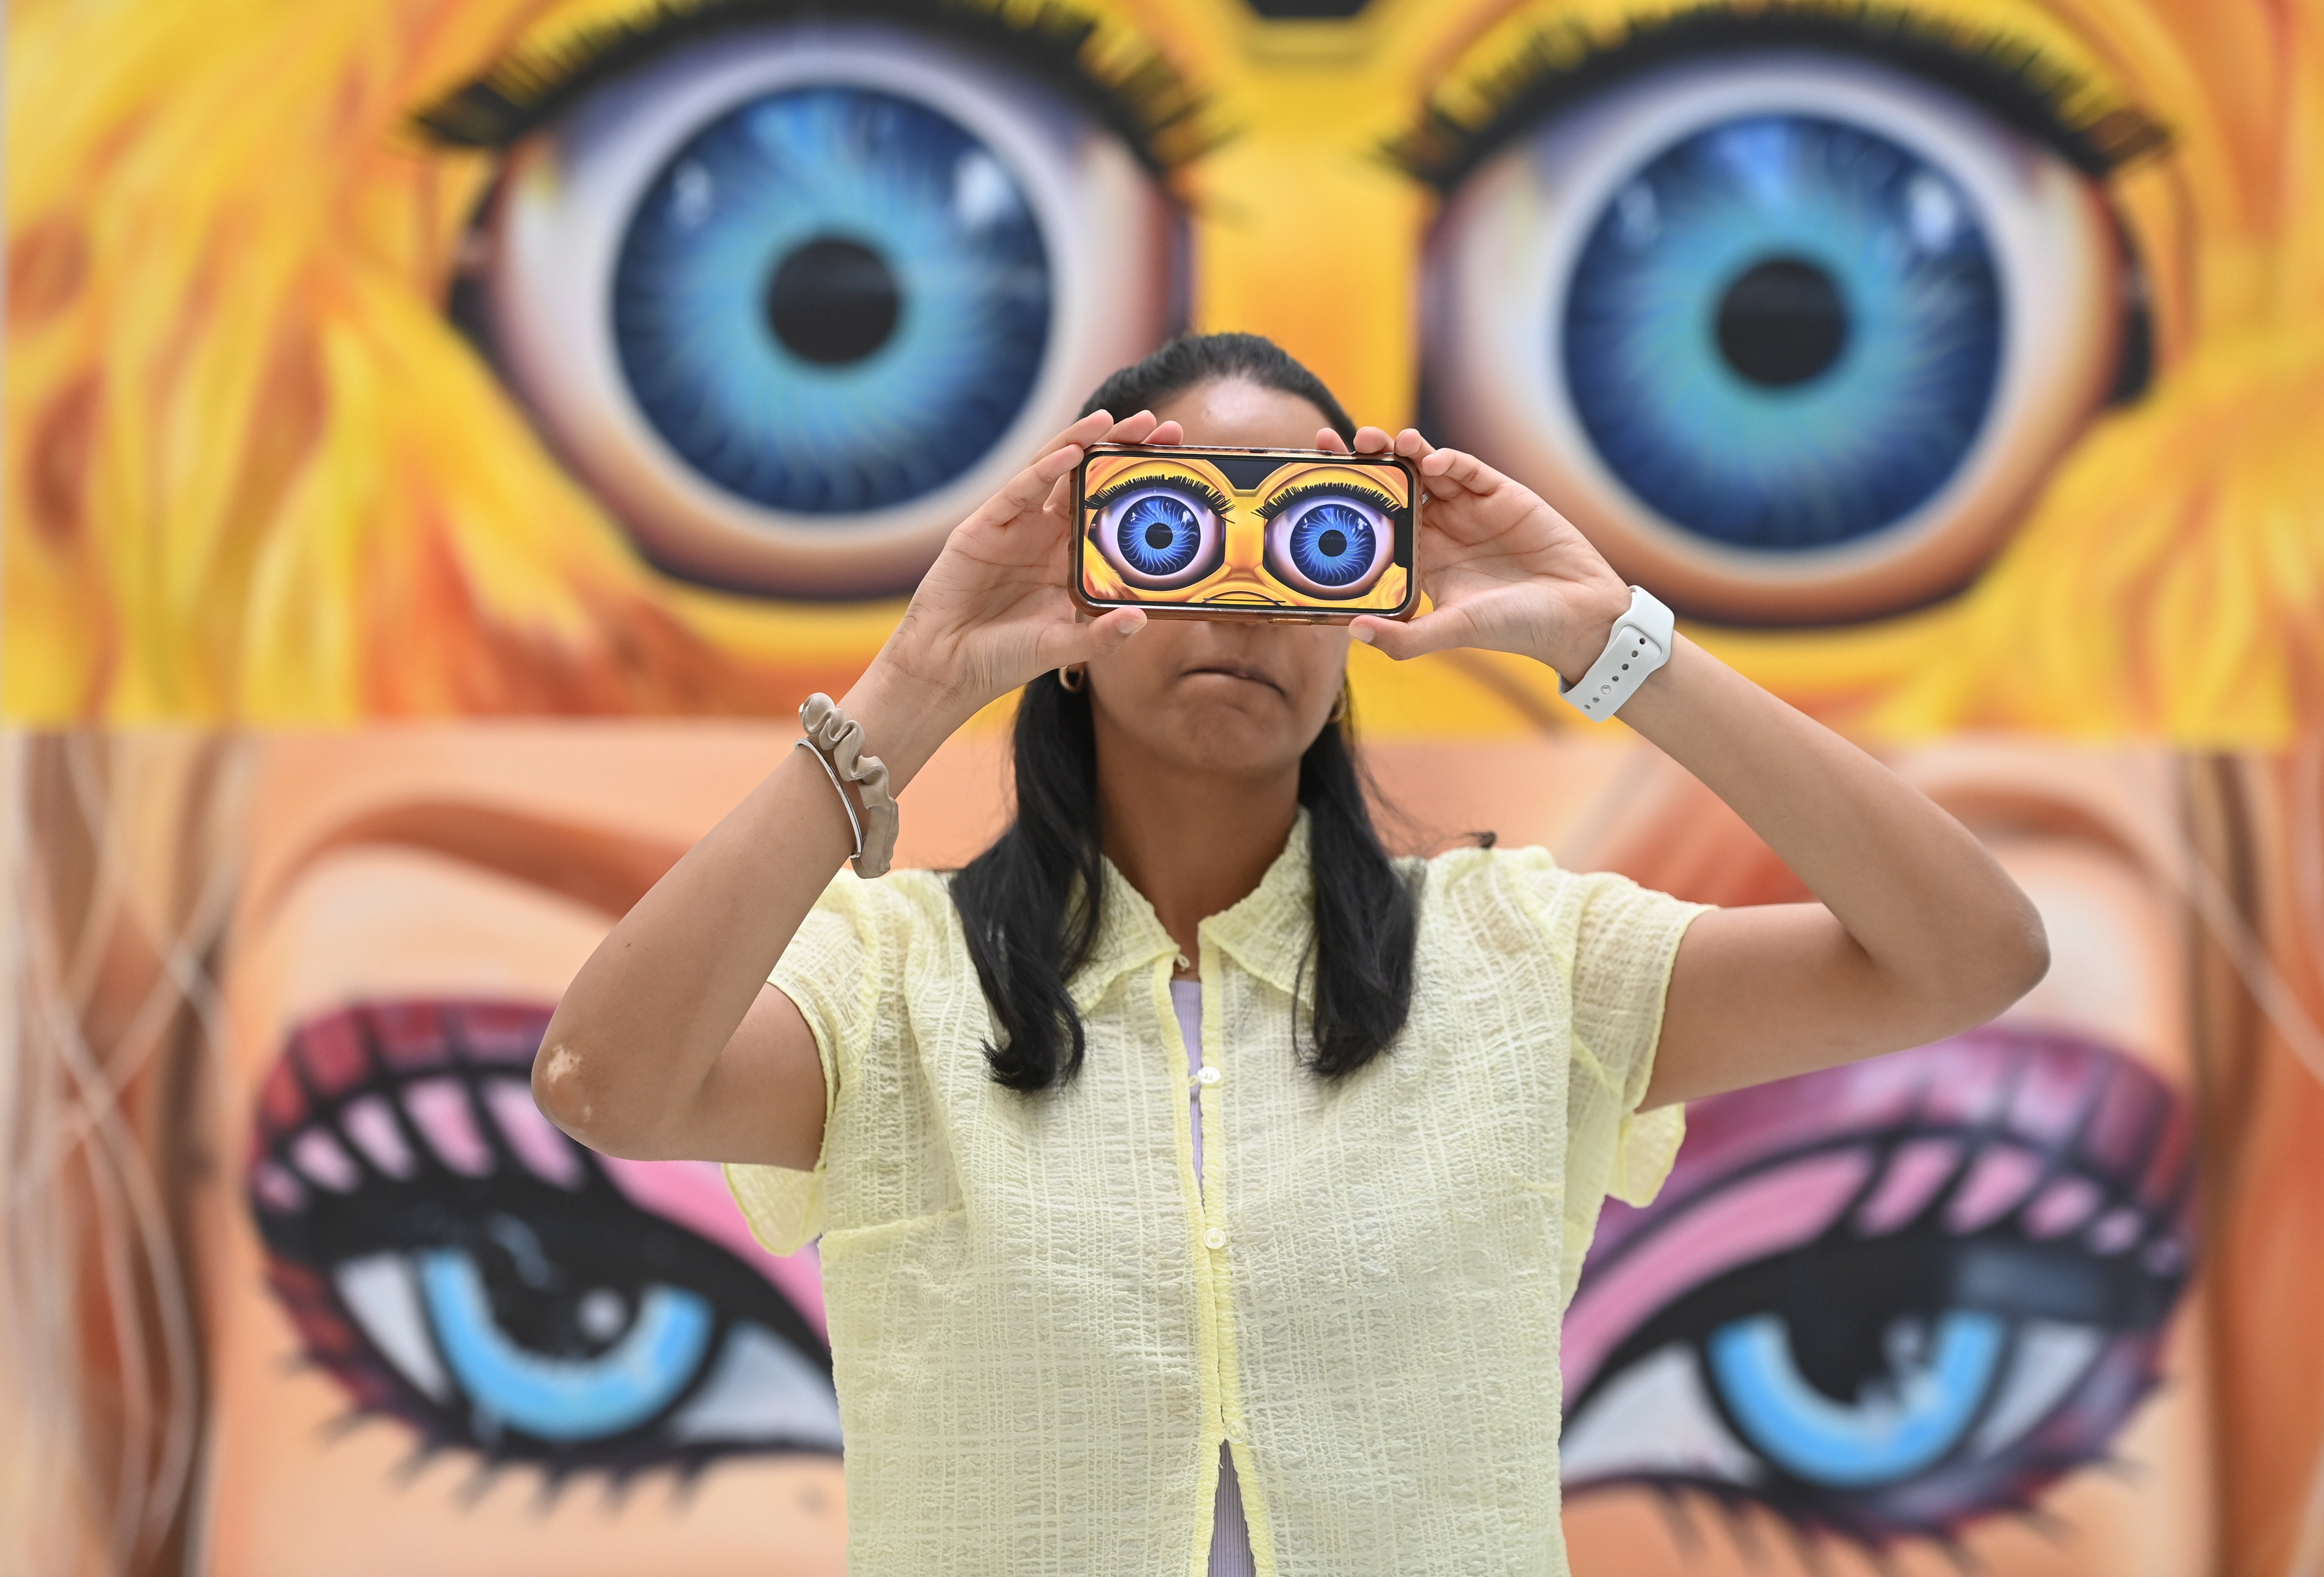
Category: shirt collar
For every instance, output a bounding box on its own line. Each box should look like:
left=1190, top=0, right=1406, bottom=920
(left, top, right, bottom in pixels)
left=1070, top=809, right=1316, bottom=1013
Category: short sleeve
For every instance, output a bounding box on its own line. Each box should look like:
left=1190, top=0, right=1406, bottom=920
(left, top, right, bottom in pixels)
left=721, top=869, right=891, bottom=1255
left=1490, top=848, right=1706, bottom=1306
left=1564, top=867, right=1707, bottom=1209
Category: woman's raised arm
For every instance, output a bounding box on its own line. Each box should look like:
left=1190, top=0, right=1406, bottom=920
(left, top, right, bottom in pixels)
left=532, top=410, right=1165, bottom=1168
left=1345, top=430, right=2048, bottom=1111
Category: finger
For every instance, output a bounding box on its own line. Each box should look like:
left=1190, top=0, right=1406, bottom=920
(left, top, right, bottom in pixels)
left=1350, top=609, right=1470, bottom=661
left=1103, top=410, right=1159, bottom=446
left=974, top=441, right=1087, bottom=529
left=1352, top=425, right=1393, bottom=454
left=1040, top=607, right=1147, bottom=668
left=1037, top=410, right=1115, bottom=461
left=1416, top=445, right=1506, bottom=496
left=1394, top=428, right=1437, bottom=462
left=1315, top=427, right=1351, bottom=454
left=1084, top=607, right=1148, bottom=657
left=1150, top=420, right=1185, bottom=445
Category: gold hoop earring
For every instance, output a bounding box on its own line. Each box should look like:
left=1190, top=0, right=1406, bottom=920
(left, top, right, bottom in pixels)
left=1057, top=665, right=1087, bottom=693
left=1329, top=681, right=1350, bottom=724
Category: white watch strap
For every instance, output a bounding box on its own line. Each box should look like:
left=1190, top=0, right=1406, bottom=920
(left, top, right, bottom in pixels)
left=1559, top=586, right=1676, bottom=721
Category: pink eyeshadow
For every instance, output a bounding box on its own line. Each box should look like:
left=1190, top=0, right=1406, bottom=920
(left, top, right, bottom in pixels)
left=1918, top=1053, right=2007, bottom=1129
left=2139, top=1109, right=2194, bottom=1206
left=2008, top=1044, right=2101, bottom=1145
left=373, top=1002, right=451, bottom=1072
left=459, top=1004, right=548, bottom=1064
left=291, top=1128, right=361, bottom=1193
left=295, top=1012, right=371, bottom=1098
left=403, top=1078, right=495, bottom=1176
left=601, top=1156, right=829, bottom=1338
left=2024, top=1176, right=2103, bottom=1238
left=483, top=1078, right=585, bottom=1190
left=1853, top=1137, right=1961, bottom=1235
left=339, top=1095, right=415, bottom=1179
left=1946, top=1143, right=2044, bottom=1233
left=257, top=1057, right=307, bottom=1139
left=1564, top=1146, right=1872, bottom=1396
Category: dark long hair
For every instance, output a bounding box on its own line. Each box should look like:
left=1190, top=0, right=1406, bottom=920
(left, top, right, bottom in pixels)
left=947, top=333, right=1417, bottom=1091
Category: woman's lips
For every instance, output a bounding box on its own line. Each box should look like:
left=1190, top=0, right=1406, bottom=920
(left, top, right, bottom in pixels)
left=1181, top=664, right=1284, bottom=694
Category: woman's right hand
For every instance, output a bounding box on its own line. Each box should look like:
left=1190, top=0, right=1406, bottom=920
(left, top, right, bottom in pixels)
left=849, top=410, right=1175, bottom=778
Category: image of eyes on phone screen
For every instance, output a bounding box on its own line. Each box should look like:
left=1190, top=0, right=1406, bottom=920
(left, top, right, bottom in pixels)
left=1074, top=448, right=1417, bottom=617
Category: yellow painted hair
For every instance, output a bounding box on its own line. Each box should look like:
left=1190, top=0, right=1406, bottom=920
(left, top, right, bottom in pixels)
left=7, top=0, right=2324, bottom=740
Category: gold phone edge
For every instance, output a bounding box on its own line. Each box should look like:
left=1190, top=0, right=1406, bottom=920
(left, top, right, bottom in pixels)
left=1067, top=445, right=1422, bottom=624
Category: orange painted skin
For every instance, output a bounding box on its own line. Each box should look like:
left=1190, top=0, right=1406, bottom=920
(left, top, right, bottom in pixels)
left=8, top=0, right=2324, bottom=1572
left=9, top=0, right=2321, bottom=739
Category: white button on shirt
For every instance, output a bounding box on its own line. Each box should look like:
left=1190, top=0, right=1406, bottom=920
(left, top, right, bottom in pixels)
left=1173, top=978, right=1257, bottom=1577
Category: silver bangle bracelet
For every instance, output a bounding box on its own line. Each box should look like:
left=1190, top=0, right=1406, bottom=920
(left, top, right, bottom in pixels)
left=796, top=692, right=899, bottom=878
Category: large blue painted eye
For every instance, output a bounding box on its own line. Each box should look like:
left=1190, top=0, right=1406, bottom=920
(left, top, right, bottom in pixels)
left=1558, top=1028, right=2194, bottom=1552
left=1262, top=492, right=1395, bottom=597
left=1092, top=484, right=1224, bottom=589
left=1283, top=503, right=1377, bottom=585
left=250, top=1001, right=843, bottom=1475
left=1117, top=495, right=1205, bottom=577
left=612, top=87, right=1049, bottom=516
left=475, top=26, right=1182, bottom=596
left=1424, top=54, right=2123, bottom=623
left=417, top=1246, right=715, bottom=1441
left=1705, top=1309, right=2005, bottom=1486
left=1563, top=116, right=2000, bottom=551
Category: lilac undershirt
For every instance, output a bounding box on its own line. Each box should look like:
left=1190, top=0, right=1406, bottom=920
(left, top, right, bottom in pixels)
left=1171, top=978, right=1259, bottom=1577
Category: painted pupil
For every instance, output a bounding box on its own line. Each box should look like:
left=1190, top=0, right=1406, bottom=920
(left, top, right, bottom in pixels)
left=1287, top=502, right=1376, bottom=586
left=1119, top=494, right=1203, bottom=576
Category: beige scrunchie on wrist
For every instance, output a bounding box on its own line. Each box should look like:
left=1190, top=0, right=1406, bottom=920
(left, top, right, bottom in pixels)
left=797, top=692, right=899, bottom=878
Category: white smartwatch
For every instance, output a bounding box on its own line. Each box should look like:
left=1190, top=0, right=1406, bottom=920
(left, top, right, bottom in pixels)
left=1558, top=586, right=1676, bottom=721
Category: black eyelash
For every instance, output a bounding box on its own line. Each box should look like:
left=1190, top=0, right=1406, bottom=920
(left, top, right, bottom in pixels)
left=1254, top=480, right=1402, bottom=522
left=410, top=0, right=1222, bottom=173
left=252, top=1002, right=837, bottom=1481
left=1085, top=474, right=1234, bottom=516
left=1385, top=2, right=2171, bottom=193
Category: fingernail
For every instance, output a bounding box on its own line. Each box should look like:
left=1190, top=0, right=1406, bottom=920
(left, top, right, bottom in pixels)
left=1351, top=625, right=1375, bottom=644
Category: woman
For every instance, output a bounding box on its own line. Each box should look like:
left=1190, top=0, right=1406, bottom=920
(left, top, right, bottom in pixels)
left=534, top=333, right=2049, bottom=1577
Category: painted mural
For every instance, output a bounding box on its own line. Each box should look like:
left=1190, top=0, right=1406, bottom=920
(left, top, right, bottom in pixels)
left=8, top=1, right=2324, bottom=1574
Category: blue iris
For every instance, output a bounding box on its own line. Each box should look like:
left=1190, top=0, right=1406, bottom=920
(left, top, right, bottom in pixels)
left=614, top=86, right=1051, bottom=515
left=1706, top=1309, right=2005, bottom=1486
left=419, top=1249, right=713, bottom=1441
left=1563, top=115, right=2002, bottom=549
left=1117, top=494, right=1204, bottom=577
left=1285, top=502, right=1377, bottom=587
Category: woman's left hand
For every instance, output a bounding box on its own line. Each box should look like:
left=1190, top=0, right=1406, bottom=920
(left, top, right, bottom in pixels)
left=1322, top=425, right=1631, bottom=681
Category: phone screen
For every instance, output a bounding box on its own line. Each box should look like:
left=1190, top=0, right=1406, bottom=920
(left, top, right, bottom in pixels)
left=1074, top=446, right=1416, bottom=618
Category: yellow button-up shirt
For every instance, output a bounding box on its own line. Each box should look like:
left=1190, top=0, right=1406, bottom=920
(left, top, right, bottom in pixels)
left=726, top=814, right=1705, bottom=1577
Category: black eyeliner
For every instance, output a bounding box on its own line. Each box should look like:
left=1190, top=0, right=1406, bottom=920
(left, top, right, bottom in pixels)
left=1255, top=480, right=1402, bottom=523
left=411, top=0, right=1220, bottom=172
left=1085, top=474, right=1234, bottom=516
left=1385, top=3, right=2169, bottom=192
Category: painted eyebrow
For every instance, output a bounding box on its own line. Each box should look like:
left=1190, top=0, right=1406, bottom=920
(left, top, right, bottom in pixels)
left=260, top=800, right=685, bottom=925
left=1383, top=4, right=2170, bottom=194
left=408, top=0, right=1222, bottom=173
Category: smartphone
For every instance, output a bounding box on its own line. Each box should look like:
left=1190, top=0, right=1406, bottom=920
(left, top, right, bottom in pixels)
left=1069, top=444, right=1419, bottom=622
